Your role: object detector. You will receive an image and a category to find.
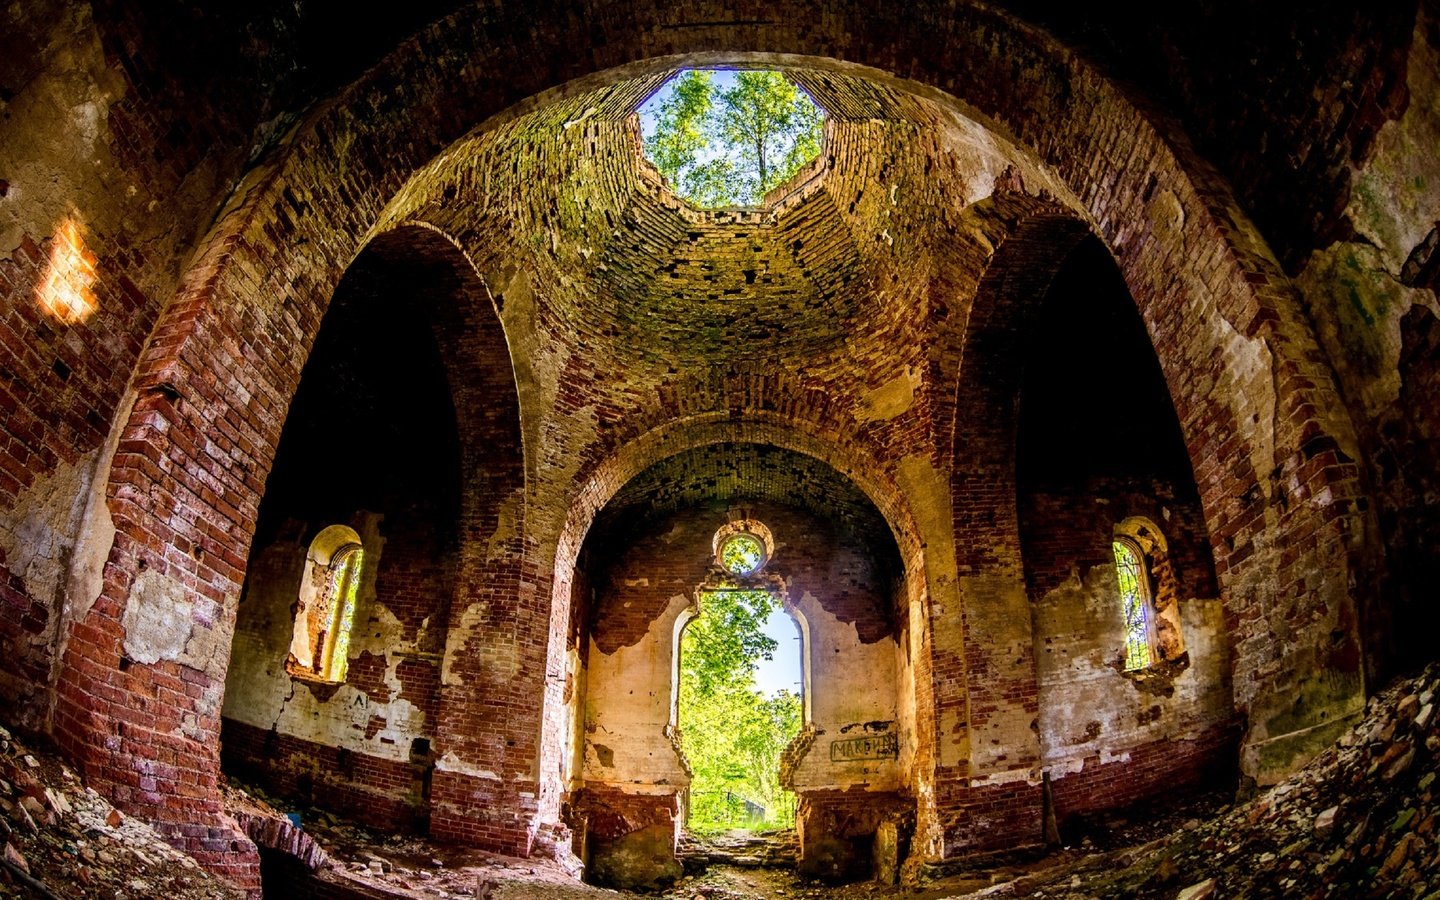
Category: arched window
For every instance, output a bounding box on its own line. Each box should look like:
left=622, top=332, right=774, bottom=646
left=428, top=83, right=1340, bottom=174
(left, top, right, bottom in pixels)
left=288, top=525, right=364, bottom=683
left=1112, top=537, right=1155, bottom=671
left=1112, top=516, right=1187, bottom=672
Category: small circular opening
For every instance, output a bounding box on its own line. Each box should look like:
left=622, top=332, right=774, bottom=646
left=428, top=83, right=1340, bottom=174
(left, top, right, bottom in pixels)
left=718, top=532, right=766, bottom=575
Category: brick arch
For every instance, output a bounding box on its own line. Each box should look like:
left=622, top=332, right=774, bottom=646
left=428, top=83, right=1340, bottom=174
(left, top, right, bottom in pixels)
left=913, top=196, right=1099, bottom=854
left=50, top=0, right=1370, bottom=873
left=344, top=224, right=539, bottom=848
left=947, top=198, right=1096, bottom=577
left=51, top=218, right=524, bottom=876
left=554, top=412, right=925, bottom=597
left=543, top=413, right=931, bottom=842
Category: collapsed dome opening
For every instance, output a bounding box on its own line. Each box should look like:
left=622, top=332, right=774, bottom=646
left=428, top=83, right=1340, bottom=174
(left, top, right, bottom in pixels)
left=639, top=68, right=825, bottom=208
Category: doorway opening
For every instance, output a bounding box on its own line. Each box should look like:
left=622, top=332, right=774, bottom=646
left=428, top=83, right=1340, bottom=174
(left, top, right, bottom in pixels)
left=677, top=587, right=802, bottom=833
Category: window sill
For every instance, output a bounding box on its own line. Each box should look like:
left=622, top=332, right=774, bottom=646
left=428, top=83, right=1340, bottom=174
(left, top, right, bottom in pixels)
left=1120, top=651, right=1190, bottom=696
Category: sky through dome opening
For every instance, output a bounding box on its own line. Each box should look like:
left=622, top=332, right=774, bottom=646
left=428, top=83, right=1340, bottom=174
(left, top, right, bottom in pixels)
left=639, top=69, right=824, bottom=208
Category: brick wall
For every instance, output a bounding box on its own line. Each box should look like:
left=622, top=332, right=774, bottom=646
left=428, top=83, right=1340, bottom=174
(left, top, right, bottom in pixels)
left=581, top=477, right=906, bottom=799
left=222, top=719, right=430, bottom=833
left=1047, top=721, right=1240, bottom=829
left=0, top=2, right=1418, bottom=887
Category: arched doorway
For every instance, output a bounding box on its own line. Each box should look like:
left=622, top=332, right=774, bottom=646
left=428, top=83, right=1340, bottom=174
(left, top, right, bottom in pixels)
left=570, top=442, right=908, bottom=889
left=219, top=226, right=523, bottom=857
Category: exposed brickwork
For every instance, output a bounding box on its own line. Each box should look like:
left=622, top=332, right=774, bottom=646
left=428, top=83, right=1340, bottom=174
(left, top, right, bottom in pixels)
left=796, top=788, right=913, bottom=878
left=1046, top=721, right=1241, bottom=828
left=586, top=447, right=901, bottom=651
left=936, top=779, right=1046, bottom=858
left=569, top=785, right=680, bottom=842
left=222, top=719, right=430, bottom=833
left=0, top=1, right=1428, bottom=890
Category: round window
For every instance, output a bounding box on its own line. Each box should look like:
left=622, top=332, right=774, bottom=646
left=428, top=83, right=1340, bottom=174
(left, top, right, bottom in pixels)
left=718, top=532, right=766, bottom=576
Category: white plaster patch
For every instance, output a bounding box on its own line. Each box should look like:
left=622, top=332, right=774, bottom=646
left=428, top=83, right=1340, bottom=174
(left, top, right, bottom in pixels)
left=487, top=488, right=525, bottom=561
left=121, top=569, right=195, bottom=665
left=441, top=601, right=492, bottom=686
left=582, top=592, right=693, bottom=786
left=1146, top=188, right=1186, bottom=246
left=1211, top=304, right=1277, bottom=498
left=935, top=105, right=1081, bottom=210
left=1296, top=243, right=1440, bottom=416
left=1345, top=13, right=1440, bottom=272
left=435, top=753, right=502, bottom=780
left=0, top=446, right=100, bottom=613
left=970, top=767, right=1041, bottom=787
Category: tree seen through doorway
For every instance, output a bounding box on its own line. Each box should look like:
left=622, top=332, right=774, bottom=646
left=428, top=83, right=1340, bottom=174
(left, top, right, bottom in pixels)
left=679, top=589, right=802, bottom=832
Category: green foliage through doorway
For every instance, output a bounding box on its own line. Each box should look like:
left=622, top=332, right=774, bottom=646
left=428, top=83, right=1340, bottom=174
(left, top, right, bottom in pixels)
left=679, top=589, right=801, bottom=832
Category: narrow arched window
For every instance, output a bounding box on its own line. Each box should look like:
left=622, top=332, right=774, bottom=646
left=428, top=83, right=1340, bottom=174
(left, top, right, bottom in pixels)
left=288, top=525, right=364, bottom=683
left=1112, top=537, right=1155, bottom=671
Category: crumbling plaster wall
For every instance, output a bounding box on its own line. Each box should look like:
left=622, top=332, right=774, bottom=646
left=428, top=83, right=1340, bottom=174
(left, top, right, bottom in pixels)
left=218, top=512, right=432, bottom=766
left=0, top=1, right=1400, bottom=882
left=1027, top=492, right=1235, bottom=798
left=1291, top=7, right=1440, bottom=678
left=582, top=590, right=692, bottom=788
left=0, top=0, right=294, bottom=735
left=581, top=499, right=903, bottom=800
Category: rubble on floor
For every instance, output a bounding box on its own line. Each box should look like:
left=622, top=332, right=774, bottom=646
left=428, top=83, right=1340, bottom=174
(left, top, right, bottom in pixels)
left=4, top=659, right=1438, bottom=898
left=679, top=829, right=799, bottom=871
left=229, top=660, right=1440, bottom=899
left=0, top=726, right=241, bottom=899
left=977, top=659, right=1440, bottom=898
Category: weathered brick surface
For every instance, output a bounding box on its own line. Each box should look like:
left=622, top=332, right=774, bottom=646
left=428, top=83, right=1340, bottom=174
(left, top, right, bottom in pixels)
left=222, top=718, right=430, bottom=833
left=1046, top=720, right=1240, bottom=827
left=0, top=1, right=1428, bottom=887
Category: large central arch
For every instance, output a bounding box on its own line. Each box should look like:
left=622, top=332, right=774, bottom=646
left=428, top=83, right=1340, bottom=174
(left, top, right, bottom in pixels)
left=47, top=3, right=1373, bottom=885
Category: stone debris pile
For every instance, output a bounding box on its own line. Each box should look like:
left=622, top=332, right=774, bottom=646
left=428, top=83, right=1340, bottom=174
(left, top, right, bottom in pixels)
left=0, top=726, right=240, bottom=899
left=679, top=828, right=800, bottom=872
left=974, top=660, right=1440, bottom=898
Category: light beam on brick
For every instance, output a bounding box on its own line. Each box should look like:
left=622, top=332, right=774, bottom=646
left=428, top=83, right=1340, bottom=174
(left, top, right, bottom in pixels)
left=35, top=216, right=98, bottom=324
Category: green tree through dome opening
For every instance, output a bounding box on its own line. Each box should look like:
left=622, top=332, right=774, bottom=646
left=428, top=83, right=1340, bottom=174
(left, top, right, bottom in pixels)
left=640, top=70, right=824, bottom=208
left=679, top=589, right=801, bottom=832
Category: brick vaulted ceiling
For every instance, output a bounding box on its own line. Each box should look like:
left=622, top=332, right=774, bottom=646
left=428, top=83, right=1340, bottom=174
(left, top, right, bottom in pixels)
left=386, top=68, right=1043, bottom=369
left=586, top=442, right=901, bottom=574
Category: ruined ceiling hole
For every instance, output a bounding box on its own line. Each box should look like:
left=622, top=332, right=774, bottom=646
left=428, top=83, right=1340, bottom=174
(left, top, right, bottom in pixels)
left=639, top=69, right=824, bottom=208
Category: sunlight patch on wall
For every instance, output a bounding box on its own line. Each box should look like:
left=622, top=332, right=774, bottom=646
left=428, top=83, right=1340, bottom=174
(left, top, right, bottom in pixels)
left=36, top=217, right=98, bottom=324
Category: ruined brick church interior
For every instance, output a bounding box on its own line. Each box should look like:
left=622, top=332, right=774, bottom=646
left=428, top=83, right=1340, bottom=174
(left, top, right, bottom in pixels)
left=2, top=2, right=1438, bottom=897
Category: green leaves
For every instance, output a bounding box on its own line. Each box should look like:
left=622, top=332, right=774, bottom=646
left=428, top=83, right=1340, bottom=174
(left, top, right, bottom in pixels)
left=642, top=69, right=824, bottom=208
left=679, top=590, right=800, bottom=831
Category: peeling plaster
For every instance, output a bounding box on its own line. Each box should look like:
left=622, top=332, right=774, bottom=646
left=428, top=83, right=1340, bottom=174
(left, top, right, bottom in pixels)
left=221, top=514, right=434, bottom=764
left=788, top=590, right=901, bottom=792
left=1034, top=559, right=1232, bottom=781
left=1146, top=189, right=1187, bottom=247
left=435, top=753, right=502, bottom=781
left=122, top=569, right=198, bottom=666
left=1345, top=13, right=1440, bottom=274
left=442, top=601, right=494, bottom=687
left=1299, top=243, right=1440, bottom=414
left=583, top=592, right=692, bottom=787
left=0, top=388, right=132, bottom=645
left=486, top=488, right=526, bottom=561
left=1212, top=310, right=1278, bottom=502
left=857, top=365, right=919, bottom=422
